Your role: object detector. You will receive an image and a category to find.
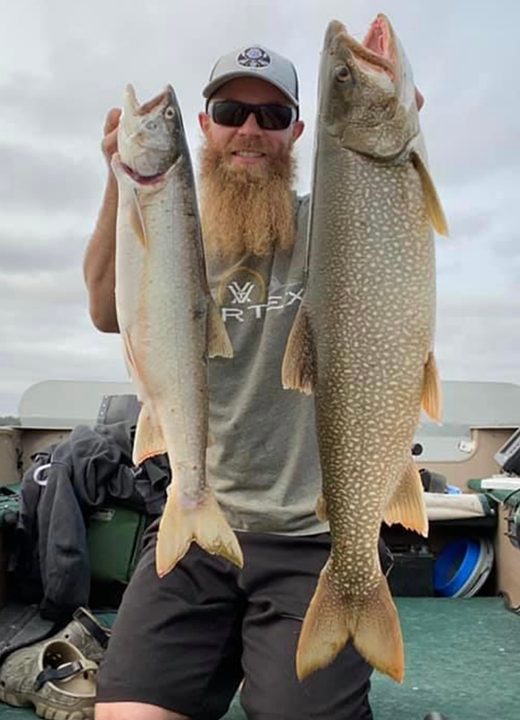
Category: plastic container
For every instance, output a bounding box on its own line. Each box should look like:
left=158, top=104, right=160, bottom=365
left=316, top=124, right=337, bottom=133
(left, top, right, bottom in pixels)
left=433, top=538, right=494, bottom=598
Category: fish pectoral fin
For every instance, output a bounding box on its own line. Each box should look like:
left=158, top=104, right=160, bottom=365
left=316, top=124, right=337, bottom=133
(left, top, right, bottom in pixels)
left=384, top=460, right=429, bottom=537
left=282, top=302, right=316, bottom=395
left=122, top=329, right=138, bottom=378
left=133, top=406, right=167, bottom=466
left=130, top=190, right=150, bottom=249
left=207, top=297, right=233, bottom=358
left=156, top=489, right=244, bottom=577
left=411, top=151, right=449, bottom=237
left=315, top=492, right=328, bottom=521
left=296, top=563, right=404, bottom=684
left=422, top=351, right=442, bottom=422
left=122, top=330, right=147, bottom=402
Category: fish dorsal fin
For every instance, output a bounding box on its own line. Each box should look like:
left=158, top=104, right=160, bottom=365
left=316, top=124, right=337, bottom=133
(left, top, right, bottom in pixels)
left=130, top=191, right=150, bottom=249
left=411, top=151, right=449, bottom=237
left=207, top=297, right=233, bottom=358
left=384, top=460, right=429, bottom=537
left=282, top=301, right=316, bottom=395
left=422, top=351, right=442, bottom=422
left=133, top=405, right=167, bottom=466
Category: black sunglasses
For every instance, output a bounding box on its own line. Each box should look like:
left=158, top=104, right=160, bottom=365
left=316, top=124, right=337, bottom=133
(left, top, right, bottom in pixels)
left=208, top=100, right=297, bottom=130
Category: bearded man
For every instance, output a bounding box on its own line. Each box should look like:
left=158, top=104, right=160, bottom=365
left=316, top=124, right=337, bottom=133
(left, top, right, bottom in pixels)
left=84, top=46, right=401, bottom=720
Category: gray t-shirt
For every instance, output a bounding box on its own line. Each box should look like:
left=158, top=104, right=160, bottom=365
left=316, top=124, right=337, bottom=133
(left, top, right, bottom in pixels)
left=207, top=195, right=328, bottom=535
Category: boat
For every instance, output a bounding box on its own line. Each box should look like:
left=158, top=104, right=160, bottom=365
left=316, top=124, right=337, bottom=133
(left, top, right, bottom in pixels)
left=0, top=379, right=519, bottom=720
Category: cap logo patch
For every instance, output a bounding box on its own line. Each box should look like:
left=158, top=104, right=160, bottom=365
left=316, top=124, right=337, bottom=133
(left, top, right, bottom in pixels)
left=237, top=47, right=271, bottom=69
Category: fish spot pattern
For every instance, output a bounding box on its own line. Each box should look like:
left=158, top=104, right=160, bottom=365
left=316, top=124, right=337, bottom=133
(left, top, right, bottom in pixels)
left=306, top=138, right=434, bottom=596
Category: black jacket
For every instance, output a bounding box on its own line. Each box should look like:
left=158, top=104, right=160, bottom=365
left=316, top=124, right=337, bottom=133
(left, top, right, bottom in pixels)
left=15, top=421, right=169, bottom=620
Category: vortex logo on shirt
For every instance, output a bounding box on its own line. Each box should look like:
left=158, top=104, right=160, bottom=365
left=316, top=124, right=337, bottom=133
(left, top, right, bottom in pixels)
left=217, top=266, right=267, bottom=306
left=216, top=266, right=303, bottom=323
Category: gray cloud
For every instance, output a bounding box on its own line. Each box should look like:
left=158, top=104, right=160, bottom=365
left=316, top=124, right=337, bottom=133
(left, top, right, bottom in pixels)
left=0, top=229, right=87, bottom=273
left=1, top=0, right=519, bottom=416
left=0, top=142, right=100, bottom=212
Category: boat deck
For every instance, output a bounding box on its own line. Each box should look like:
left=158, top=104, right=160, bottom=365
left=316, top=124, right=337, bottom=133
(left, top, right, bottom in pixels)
left=0, top=597, right=517, bottom=720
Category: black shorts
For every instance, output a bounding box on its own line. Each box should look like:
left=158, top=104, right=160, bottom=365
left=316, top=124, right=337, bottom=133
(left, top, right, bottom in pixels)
left=97, top=527, right=388, bottom=720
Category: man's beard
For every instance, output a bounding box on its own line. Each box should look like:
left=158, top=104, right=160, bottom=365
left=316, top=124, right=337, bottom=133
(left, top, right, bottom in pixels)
left=199, top=135, right=297, bottom=262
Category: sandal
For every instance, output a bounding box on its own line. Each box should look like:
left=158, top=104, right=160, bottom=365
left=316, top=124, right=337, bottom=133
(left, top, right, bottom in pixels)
left=0, top=639, right=97, bottom=719
left=52, top=607, right=111, bottom=664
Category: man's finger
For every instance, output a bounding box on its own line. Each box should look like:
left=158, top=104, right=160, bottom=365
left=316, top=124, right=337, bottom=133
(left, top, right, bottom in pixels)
left=415, top=87, right=425, bottom=111
left=104, top=108, right=122, bottom=136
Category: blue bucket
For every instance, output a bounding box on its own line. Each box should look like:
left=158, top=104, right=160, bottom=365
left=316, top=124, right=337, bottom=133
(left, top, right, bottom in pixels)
left=434, top=538, right=494, bottom=598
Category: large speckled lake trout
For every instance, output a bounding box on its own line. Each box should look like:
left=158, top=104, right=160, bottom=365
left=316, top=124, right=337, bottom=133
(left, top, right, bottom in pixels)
left=112, top=85, right=243, bottom=577
left=283, top=15, right=448, bottom=682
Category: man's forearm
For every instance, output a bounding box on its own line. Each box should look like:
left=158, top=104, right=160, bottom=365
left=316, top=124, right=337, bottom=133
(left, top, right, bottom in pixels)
left=84, top=173, right=120, bottom=333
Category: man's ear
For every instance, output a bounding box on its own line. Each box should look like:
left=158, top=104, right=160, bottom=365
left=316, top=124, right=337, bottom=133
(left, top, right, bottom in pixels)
left=292, top=119, right=305, bottom=142
left=199, top=111, right=210, bottom=134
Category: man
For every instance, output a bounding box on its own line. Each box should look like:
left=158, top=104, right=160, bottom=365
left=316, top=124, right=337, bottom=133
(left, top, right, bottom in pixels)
left=85, top=45, right=410, bottom=720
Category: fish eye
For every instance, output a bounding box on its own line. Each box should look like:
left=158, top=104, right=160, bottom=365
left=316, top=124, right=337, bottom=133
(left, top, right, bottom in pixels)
left=164, top=106, right=176, bottom=119
left=334, top=65, right=351, bottom=82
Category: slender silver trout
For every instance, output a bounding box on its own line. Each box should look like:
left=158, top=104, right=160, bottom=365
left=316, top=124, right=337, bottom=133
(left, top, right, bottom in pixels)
left=112, top=85, right=243, bottom=577
left=283, top=15, right=448, bottom=682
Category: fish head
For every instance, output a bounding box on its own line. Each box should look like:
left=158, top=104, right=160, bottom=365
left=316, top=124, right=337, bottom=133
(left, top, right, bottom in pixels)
left=118, top=84, right=185, bottom=177
left=319, top=15, right=420, bottom=160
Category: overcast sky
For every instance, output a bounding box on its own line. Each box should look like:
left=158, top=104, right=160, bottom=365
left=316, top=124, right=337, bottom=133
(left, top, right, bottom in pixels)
left=0, top=0, right=518, bottom=416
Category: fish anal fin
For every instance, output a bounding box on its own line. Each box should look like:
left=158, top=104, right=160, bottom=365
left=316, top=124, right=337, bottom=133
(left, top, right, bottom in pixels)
left=156, top=489, right=243, bottom=577
left=130, top=191, right=149, bottom=249
left=296, top=565, right=404, bottom=683
left=207, top=297, right=233, bottom=358
left=412, top=151, right=449, bottom=237
left=384, top=460, right=429, bottom=537
left=282, top=302, right=316, bottom=395
left=133, top=406, right=167, bottom=466
left=422, top=351, right=442, bottom=422
left=316, top=492, right=328, bottom=521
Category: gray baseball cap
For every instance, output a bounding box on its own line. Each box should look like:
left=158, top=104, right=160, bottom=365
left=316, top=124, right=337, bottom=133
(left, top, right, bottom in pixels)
left=203, top=45, right=299, bottom=109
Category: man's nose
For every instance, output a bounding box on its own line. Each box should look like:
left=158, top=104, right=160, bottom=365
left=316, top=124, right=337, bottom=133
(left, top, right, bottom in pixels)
left=238, top=111, right=262, bottom=135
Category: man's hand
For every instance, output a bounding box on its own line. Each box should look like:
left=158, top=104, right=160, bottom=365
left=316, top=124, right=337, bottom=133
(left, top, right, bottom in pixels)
left=102, top=108, right=122, bottom=167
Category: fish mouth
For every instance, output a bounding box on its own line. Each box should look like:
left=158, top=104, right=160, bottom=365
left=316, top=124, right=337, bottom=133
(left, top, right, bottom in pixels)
left=327, top=14, right=397, bottom=82
left=362, top=14, right=397, bottom=72
left=120, top=164, right=168, bottom=185
left=124, top=83, right=176, bottom=117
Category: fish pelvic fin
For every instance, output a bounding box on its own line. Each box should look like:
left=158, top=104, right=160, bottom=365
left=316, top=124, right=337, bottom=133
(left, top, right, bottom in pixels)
left=384, top=460, right=429, bottom=537
left=207, top=297, right=233, bottom=358
left=296, top=563, right=404, bottom=684
left=411, top=151, right=449, bottom=237
left=133, top=405, right=167, bottom=466
left=282, top=302, right=316, bottom=394
left=130, top=190, right=150, bottom=249
left=422, top=351, right=443, bottom=422
left=315, top=492, right=328, bottom=521
left=156, top=489, right=244, bottom=577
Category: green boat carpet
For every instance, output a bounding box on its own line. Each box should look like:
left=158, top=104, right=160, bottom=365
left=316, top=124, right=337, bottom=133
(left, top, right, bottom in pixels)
left=0, top=598, right=517, bottom=720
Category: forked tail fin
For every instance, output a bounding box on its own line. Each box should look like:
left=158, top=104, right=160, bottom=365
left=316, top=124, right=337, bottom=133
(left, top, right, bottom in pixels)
left=296, top=561, right=404, bottom=683
left=156, top=488, right=244, bottom=577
